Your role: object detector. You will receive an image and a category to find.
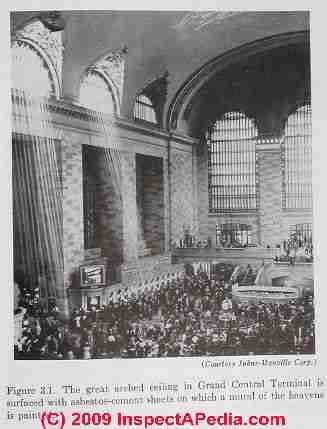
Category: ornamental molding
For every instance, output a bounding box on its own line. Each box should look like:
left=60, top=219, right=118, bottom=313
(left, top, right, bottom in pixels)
left=12, top=90, right=115, bottom=141
left=11, top=90, right=196, bottom=145
left=85, top=47, right=127, bottom=102
left=11, top=90, right=103, bottom=123
left=257, top=135, right=284, bottom=144
left=13, top=19, right=64, bottom=91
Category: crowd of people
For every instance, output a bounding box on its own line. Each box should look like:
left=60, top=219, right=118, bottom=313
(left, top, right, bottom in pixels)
left=234, top=264, right=257, bottom=286
left=14, top=265, right=315, bottom=360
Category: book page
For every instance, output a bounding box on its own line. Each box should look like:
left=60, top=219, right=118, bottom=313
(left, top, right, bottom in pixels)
left=1, top=2, right=326, bottom=429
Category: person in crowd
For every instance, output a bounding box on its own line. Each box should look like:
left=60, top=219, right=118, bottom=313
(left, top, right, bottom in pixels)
left=14, top=267, right=315, bottom=360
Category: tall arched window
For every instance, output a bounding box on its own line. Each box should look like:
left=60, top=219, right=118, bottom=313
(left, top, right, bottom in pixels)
left=283, top=104, right=312, bottom=209
left=133, top=94, right=157, bottom=124
left=79, top=70, right=116, bottom=115
left=207, top=111, right=257, bottom=212
left=11, top=39, right=56, bottom=97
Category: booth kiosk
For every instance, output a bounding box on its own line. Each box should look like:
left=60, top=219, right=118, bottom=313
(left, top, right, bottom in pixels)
left=68, top=250, right=110, bottom=310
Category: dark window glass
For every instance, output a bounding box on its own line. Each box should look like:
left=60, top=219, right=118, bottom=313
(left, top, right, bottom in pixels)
left=207, top=111, right=257, bottom=212
left=283, top=105, right=312, bottom=209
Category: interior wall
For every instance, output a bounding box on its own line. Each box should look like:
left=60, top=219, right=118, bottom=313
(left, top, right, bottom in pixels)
left=136, top=154, right=165, bottom=256
left=192, top=42, right=311, bottom=247
left=196, top=141, right=312, bottom=247
left=83, top=145, right=123, bottom=281
left=61, top=131, right=85, bottom=314
left=170, top=145, right=198, bottom=244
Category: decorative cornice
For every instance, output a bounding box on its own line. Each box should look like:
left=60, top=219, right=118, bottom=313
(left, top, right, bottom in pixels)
left=11, top=90, right=116, bottom=140
left=256, top=135, right=284, bottom=145
left=11, top=90, right=199, bottom=146
left=256, top=135, right=284, bottom=147
left=49, top=98, right=114, bottom=124
left=117, top=116, right=170, bottom=140
left=11, top=90, right=165, bottom=142
left=11, top=90, right=110, bottom=124
left=169, top=131, right=198, bottom=146
left=256, top=135, right=284, bottom=151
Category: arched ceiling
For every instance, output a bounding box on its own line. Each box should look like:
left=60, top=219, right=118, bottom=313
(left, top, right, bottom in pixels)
left=11, top=11, right=310, bottom=130
left=185, top=40, right=311, bottom=137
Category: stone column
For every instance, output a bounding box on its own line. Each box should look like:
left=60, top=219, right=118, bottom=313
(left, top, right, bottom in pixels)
left=61, top=131, right=85, bottom=316
left=192, top=142, right=199, bottom=239
left=170, top=146, right=195, bottom=244
left=121, top=151, right=138, bottom=262
left=163, top=156, right=170, bottom=252
left=196, top=141, right=209, bottom=241
left=256, top=140, right=283, bottom=247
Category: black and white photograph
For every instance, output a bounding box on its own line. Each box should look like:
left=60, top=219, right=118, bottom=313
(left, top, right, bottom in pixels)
left=11, top=10, right=314, bottom=360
